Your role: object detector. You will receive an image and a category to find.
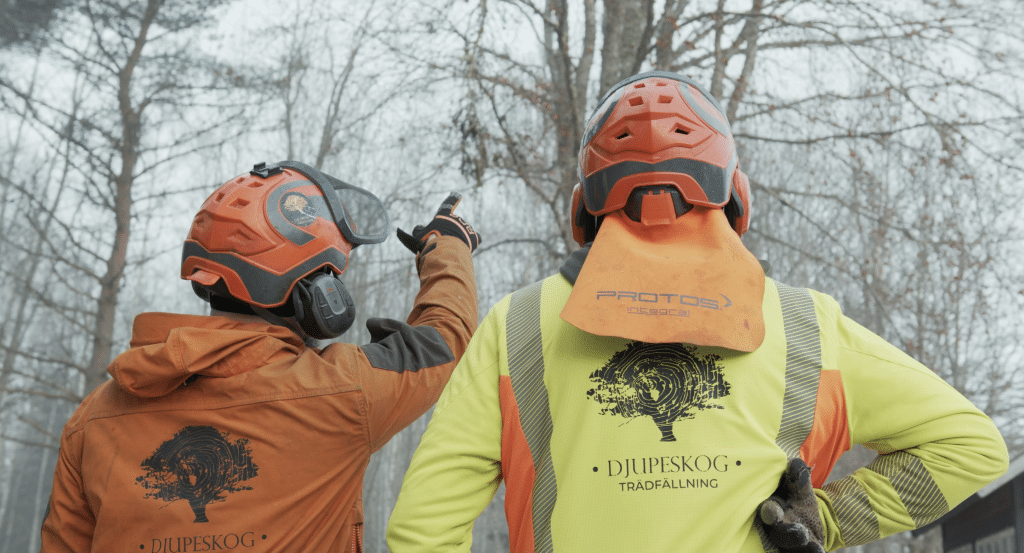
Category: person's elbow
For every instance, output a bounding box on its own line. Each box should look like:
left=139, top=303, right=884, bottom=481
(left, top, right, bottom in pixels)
left=973, top=414, right=1010, bottom=484
left=940, top=410, right=1010, bottom=495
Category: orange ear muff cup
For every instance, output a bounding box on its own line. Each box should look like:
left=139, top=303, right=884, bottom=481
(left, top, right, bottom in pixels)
left=729, top=169, right=751, bottom=236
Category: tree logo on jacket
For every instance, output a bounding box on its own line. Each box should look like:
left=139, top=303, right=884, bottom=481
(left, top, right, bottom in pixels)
left=586, top=342, right=730, bottom=442
left=135, top=425, right=259, bottom=523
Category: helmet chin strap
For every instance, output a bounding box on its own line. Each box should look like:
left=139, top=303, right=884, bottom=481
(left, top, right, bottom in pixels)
left=251, top=306, right=322, bottom=349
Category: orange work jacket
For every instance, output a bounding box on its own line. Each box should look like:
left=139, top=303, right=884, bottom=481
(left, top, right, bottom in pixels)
left=40, top=236, right=477, bottom=553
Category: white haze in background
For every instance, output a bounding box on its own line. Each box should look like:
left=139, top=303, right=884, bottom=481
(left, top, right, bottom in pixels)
left=0, top=1, right=1022, bottom=552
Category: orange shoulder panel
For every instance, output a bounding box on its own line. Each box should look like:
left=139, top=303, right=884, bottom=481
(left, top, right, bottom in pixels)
left=799, top=370, right=851, bottom=488
left=499, top=374, right=537, bottom=553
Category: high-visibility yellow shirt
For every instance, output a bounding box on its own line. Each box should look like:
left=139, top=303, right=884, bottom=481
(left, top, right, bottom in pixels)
left=388, top=272, right=1007, bottom=552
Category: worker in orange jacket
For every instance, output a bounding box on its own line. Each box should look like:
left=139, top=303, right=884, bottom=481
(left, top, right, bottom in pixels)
left=40, top=161, right=480, bottom=552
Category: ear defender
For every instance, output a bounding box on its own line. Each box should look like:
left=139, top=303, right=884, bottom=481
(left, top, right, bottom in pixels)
left=725, top=169, right=751, bottom=236
left=571, top=183, right=600, bottom=247
left=291, top=272, right=356, bottom=340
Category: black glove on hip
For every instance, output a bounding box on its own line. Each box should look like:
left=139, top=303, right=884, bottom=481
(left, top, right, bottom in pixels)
left=397, top=192, right=481, bottom=253
left=759, top=458, right=826, bottom=553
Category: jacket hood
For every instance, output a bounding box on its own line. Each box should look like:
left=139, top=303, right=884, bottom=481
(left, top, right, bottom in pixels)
left=108, top=313, right=306, bottom=398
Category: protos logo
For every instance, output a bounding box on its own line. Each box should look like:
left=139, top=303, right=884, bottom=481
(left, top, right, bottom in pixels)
left=596, top=291, right=732, bottom=310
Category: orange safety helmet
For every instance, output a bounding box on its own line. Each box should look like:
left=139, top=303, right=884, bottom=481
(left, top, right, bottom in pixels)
left=571, top=71, right=750, bottom=245
left=561, top=72, right=765, bottom=352
left=181, top=161, right=390, bottom=337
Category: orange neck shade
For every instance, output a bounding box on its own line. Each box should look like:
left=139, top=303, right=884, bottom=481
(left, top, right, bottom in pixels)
left=561, top=207, right=765, bottom=352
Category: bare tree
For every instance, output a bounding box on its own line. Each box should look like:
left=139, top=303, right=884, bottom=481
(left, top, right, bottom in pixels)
left=0, top=0, right=261, bottom=548
left=0, top=0, right=256, bottom=393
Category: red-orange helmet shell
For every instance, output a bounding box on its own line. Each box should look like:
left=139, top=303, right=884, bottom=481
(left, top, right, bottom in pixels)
left=577, top=71, right=749, bottom=234
left=181, top=162, right=387, bottom=308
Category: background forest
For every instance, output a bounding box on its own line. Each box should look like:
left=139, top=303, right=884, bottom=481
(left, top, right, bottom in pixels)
left=1, top=0, right=1023, bottom=551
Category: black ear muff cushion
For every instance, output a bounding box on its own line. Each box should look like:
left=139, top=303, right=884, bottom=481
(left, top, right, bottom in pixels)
left=574, top=199, right=599, bottom=245
left=291, top=283, right=314, bottom=336
left=724, top=189, right=744, bottom=232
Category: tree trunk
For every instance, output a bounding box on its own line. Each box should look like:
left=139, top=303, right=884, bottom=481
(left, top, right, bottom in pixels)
left=545, top=0, right=586, bottom=251
left=0, top=112, right=74, bottom=532
left=653, top=0, right=690, bottom=69
left=85, top=0, right=161, bottom=391
left=27, top=400, right=59, bottom=553
left=709, top=0, right=727, bottom=100
left=599, top=0, right=653, bottom=93
left=726, top=0, right=763, bottom=123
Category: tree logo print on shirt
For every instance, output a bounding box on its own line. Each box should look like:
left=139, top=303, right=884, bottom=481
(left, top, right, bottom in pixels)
left=135, top=425, right=259, bottom=523
left=586, top=342, right=731, bottom=442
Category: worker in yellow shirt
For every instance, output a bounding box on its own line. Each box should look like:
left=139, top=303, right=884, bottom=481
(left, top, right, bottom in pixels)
left=386, top=72, right=1008, bottom=552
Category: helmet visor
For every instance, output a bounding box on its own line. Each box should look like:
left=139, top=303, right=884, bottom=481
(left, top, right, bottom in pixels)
left=276, top=161, right=391, bottom=246
left=325, top=175, right=391, bottom=245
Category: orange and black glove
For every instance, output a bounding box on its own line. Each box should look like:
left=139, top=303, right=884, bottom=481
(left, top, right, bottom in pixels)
left=397, top=192, right=481, bottom=253
left=759, top=458, right=826, bottom=553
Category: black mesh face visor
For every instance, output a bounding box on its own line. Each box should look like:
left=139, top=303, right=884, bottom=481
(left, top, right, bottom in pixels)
left=274, top=161, right=390, bottom=246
